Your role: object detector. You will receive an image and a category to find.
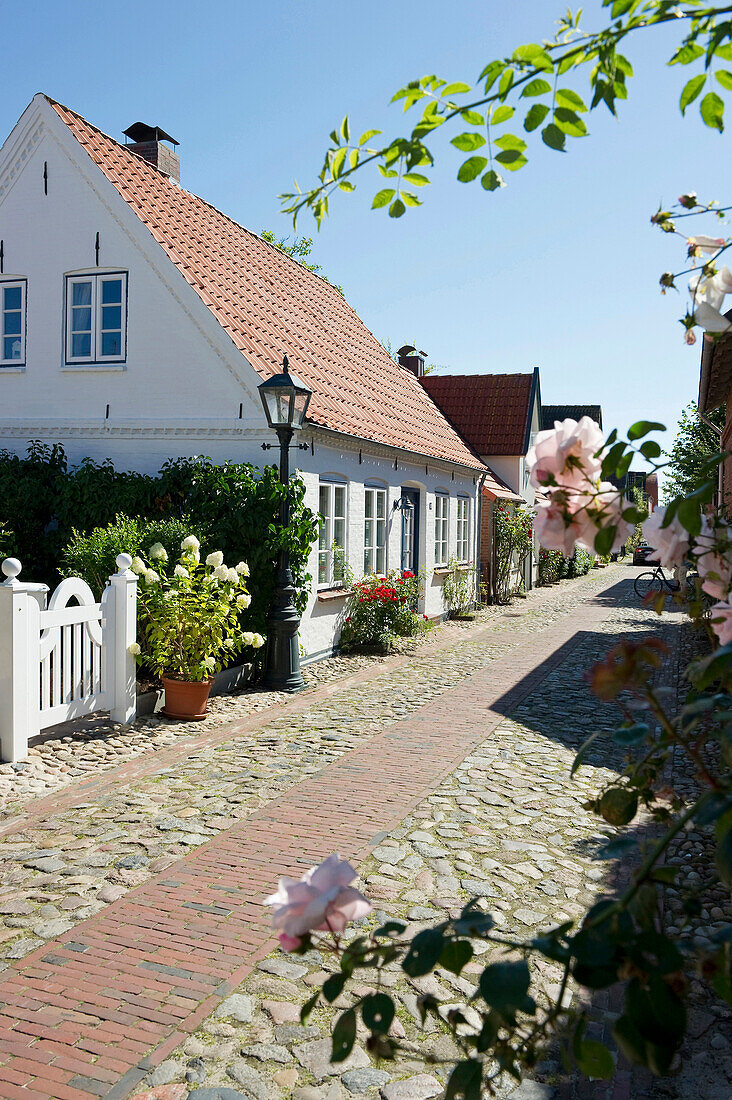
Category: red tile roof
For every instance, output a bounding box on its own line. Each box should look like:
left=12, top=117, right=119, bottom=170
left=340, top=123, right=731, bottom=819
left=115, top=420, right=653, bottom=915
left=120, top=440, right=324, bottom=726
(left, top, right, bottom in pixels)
left=421, top=373, right=534, bottom=456
left=48, top=98, right=484, bottom=472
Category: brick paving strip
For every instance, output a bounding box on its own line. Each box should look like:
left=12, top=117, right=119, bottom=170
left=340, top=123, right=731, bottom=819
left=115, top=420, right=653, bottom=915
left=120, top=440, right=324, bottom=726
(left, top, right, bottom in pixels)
left=0, top=569, right=650, bottom=1099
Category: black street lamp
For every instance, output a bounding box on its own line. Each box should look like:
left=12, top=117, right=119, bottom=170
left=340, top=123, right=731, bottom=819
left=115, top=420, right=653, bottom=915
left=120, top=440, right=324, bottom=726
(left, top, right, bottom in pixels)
left=258, top=355, right=313, bottom=692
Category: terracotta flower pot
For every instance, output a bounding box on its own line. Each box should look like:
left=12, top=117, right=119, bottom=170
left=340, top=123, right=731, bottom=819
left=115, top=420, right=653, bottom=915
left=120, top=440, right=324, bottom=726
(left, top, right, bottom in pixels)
left=162, top=676, right=214, bottom=721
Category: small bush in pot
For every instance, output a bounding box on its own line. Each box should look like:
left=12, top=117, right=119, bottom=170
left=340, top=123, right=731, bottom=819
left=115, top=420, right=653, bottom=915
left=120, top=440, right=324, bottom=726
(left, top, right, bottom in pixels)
left=131, top=535, right=264, bottom=719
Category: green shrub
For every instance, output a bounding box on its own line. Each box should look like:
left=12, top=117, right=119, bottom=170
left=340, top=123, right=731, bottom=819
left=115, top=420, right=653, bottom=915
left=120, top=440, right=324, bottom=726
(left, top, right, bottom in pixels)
left=61, top=515, right=202, bottom=597
left=339, top=570, right=429, bottom=650
left=442, top=558, right=475, bottom=616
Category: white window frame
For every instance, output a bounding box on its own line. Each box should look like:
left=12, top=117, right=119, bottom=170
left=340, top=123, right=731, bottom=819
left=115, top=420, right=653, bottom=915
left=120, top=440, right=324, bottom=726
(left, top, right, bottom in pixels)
left=0, top=280, right=26, bottom=367
left=363, top=486, right=387, bottom=576
left=456, top=496, right=470, bottom=563
left=318, top=480, right=348, bottom=588
left=434, top=493, right=449, bottom=567
left=65, top=272, right=128, bottom=365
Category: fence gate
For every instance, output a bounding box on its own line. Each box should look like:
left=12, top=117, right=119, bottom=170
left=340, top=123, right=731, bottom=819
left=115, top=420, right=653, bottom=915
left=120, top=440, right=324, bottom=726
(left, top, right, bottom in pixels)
left=0, top=554, right=137, bottom=762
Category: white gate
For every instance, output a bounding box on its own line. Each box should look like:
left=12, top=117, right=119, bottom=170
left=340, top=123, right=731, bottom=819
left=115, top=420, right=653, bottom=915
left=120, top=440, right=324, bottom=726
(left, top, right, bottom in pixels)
left=0, top=554, right=137, bottom=762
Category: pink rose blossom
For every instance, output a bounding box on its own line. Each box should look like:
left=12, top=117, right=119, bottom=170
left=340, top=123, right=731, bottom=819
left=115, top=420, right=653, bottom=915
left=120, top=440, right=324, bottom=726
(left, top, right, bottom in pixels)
left=710, top=599, right=732, bottom=646
left=534, top=498, right=585, bottom=557
left=527, top=416, right=605, bottom=491
left=574, top=483, right=633, bottom=554
left=265, top=853, right=372, bottom=940
left=696, top=517, right=732, bottom=600
left=642, top=507, right=690, bottom=571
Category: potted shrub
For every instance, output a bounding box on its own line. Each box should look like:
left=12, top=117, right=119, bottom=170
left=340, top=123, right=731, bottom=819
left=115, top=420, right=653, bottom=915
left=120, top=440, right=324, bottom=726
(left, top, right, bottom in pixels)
left=442, top=557, right=476, bottom=619
left=130, top=535, right=264, bottom=719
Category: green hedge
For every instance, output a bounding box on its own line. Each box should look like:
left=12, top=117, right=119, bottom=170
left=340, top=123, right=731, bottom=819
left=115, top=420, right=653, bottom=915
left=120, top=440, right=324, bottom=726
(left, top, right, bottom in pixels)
left=0, top=443, right=319, bottom=640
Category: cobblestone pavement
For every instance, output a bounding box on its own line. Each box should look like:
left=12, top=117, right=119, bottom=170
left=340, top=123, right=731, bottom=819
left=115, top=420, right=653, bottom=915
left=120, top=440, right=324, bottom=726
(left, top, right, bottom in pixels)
left=0, top=563, right=712, bottom=1100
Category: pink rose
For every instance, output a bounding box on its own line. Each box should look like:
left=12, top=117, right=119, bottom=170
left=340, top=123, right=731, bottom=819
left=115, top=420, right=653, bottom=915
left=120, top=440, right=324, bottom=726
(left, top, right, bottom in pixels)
left=265, top=853, right=372, bottom=939
left=574, top=483, right=633, bottom=554
left=527, top=416, right=605, bottom=491
left=696, top=517, right=732, bottom=600
left=643, top=507, right=690, bottom=571
left=710, top=599, right=732, bottom=646
left=534, top=498, right=585, bottom=557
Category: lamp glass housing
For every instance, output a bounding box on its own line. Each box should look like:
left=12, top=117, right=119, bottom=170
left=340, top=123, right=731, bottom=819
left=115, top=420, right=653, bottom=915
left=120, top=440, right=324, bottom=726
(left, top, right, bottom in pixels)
left=258, top=364, right=312, bottom=430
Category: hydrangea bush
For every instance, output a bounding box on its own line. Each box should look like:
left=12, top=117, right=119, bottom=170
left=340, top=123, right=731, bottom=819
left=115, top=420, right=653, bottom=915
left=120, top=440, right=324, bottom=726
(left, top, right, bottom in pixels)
left=131, top=536, right=264, bottom=682
left=274, top=413, right=732, bottom=1094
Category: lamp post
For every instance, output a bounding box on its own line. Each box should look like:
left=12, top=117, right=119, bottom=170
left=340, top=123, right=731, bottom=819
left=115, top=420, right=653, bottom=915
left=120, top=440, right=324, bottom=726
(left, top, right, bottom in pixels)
left=258, top=355, right=312, bottom=692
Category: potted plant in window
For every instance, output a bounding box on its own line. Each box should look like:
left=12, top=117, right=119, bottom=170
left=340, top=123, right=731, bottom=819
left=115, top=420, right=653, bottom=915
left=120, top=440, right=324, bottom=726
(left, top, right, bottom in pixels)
left=130, top=536, right=264, bottom=719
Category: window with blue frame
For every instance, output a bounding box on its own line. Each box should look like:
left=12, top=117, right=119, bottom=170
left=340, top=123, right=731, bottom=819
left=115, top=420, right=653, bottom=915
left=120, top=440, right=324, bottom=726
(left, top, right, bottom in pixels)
left=0, top=281, right=26, bottom=366
left=65, top=273, right=127, bottom=364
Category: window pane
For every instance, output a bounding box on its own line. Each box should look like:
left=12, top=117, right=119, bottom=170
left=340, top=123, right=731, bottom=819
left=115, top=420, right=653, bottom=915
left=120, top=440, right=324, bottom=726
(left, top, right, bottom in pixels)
left=376, top=519, right=385, bottom=551
left=376, top=545, right=385, bottom=574
left=333, top=517, right=345, bottom=549
left=364, top=518, right=373, bottom=550
left=101, top=279, right=122, bottom=304
left=364, top=491, right=373, bottom=519
left=101, top=332, right=121, bottom=356
left=72, top=333, right=91, bottom=357
left=364, top=548, right=373, bottom=574
left=72, top=281, right=92, bottom=306
left=3, top=286, right=21, bottom=310
left=3, top=311, right=21, bottom=335
left=4, top=336, right=20, bottom=360
left=318, top=553, right=328, bottom=584
left=334, top=486, right=345, bottom=518
left=376, top=491, right=385, bottom=519
left=102, top=305, right=122, bottom=330
left=72, top=306, right=92, bottom=332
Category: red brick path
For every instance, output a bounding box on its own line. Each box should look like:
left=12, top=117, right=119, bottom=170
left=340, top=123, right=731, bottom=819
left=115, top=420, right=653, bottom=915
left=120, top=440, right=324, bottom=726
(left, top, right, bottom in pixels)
left=0, top=580, right=628, bottom=1099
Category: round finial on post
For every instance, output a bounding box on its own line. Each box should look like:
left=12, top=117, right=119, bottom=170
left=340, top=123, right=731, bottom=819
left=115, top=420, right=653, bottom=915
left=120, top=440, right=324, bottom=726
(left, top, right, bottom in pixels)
left=1, top=558, right=21, bottom=581
left=116, top=553, right=133, bottom=573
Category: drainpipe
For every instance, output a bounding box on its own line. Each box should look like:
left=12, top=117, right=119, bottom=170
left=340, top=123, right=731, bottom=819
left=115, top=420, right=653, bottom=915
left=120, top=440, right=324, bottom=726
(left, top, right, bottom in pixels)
left=476, top=471, right=487, bottom=607
left=699, top=410, right=724, bottom=506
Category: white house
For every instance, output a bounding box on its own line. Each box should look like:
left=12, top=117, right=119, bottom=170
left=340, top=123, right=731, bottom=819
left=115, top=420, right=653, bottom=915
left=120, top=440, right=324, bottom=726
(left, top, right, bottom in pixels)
left=0, top=94, right=488, bottom=662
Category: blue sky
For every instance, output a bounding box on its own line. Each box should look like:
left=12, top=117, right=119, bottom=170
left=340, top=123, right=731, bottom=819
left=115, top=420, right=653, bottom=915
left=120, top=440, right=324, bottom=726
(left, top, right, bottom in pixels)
left=3, top=0, right=728, bottom=473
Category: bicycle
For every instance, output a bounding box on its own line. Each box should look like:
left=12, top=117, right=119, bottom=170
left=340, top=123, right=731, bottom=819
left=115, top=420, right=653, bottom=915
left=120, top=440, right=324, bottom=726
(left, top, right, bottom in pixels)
left=634, top=564, right=692, bottom=599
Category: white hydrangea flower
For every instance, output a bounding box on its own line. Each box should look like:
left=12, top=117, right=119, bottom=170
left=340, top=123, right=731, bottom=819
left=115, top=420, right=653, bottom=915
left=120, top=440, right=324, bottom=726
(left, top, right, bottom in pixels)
left=127, top=642, right=141, bottom=656
left=148, top=543, right=168, bottom=561
left=236, top=593, right=252, bottom=609
left=130, top=556, right=146, bottom=575
left=241, top=631, right=254, bottom=645
left=251, top=633, right=265, bottom=649
left=144, top=569, right=160, bottom=585
left=181, top=535, right=200, bottom=551
left=173, top=564, right=189, bottom=578
left=204, top=655, right=216, bottom=669
left=227, top=567, right=239, bottom=584
left=206, top=550, right=225, bottom=567
left=235, top=561, right=250, bottom=576
left=213, top=564, right=229, bottom=581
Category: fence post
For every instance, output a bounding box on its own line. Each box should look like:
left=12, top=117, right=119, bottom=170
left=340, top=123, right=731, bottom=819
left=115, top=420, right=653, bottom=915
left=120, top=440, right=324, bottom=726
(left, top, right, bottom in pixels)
left=107, top=553, right=137, bottom=725
left=0, top=559, right=41, bottom=762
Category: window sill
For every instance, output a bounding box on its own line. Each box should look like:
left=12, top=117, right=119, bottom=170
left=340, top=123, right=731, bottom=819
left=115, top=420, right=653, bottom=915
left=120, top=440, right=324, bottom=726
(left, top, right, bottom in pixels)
left=61, top=363, right=127, bottom=372
left=0, top=365, right=25, bottom=373
left=433, top=567, right=450, bottom=576
left=317, top=587, right=350, bottom=602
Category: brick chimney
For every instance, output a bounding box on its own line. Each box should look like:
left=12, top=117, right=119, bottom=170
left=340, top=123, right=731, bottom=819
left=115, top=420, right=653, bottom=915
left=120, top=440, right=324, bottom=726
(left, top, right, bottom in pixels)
left=123, top=122, right=180, bottom=182
left=397, top=345, right=427, bottom=378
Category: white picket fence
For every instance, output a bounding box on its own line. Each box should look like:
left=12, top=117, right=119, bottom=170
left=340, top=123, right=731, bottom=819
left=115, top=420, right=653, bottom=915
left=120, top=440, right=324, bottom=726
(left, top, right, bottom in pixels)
left=0, top=554, right=138, bottom=762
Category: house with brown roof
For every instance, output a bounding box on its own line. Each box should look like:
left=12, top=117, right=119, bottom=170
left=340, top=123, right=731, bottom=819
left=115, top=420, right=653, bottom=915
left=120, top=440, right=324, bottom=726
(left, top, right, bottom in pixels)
left=421, top=368, right=542, bottom=590
left=0, top=94, right=489, bottom=661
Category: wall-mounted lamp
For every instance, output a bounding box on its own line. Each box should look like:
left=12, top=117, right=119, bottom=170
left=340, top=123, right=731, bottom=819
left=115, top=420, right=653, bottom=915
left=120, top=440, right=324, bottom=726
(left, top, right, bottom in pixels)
left=392, top=495, right=415, bottom=515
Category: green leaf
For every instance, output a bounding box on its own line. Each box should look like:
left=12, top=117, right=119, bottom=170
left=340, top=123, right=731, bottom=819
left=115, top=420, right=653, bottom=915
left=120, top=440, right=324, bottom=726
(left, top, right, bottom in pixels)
left=494, top=133, right=527, bottom=151
left=495, top=149, right=528, bottom=170
left=717, top=70, right=732, bottom=91
left=479, top=60, right=505, bottom=92
left=521, top=77, right=552, bottom=97
left=331, top=1008, right=357, bottom=1062
left=498, top=69, right=514, bottom=98
left=403, top=928, right=445, bottom=976
left=680, top=73, right=707, bottom=114
left=442, top=82, right=471, bottom=97
left=372, top=189, right=395, bottom=209
left=556, top=87, right=588, bottom=111
left=457, top=156, right=488, bottom=182
left=541, top=123, right=566, bottom=150
left=574, top=1017, right=615, bottom=1078
left=479, top=960, right=533, bottom=1018
left=553, top=108, right=588, bottom=136
left=401, top=191, right=422, bottom=207
left=340, top=116, right=350, bottom=143
left=512, top=43, right=553, bottom=73
left=601, top=440, right=628, bottom=479
left=481, top=169, right=505, bottom=191
left=639, top=440, right=662, bottom=460
left=599, top=787, right=638, bottom=826
left=670, top=41, right=704, bottom=65
left=440, top=940, right=474, bottom=975
left=524, top=103, right=550, bottom=131
left=445, top=1060, right=482, bottom=1100
left=490, top=105, right=515, bottom=125
left=323, top=973, right=347, bottom=1003
left=612, top=722, right=649, bottom=746
left=627, top=420, right=665, bottom=441
left=615, top=452, right=633, bottom=479
left=677, top=496, right=701, bottom=536
left=358, top=129, right=381, bottom=145
left=461, top=109, right=485, bottom=125
left=361, top=992, right=395, bottom=1034
left=611, top=0, right=636, bottom=17
left=701, top=91, right=725, bottom=131
left=403, top=172, right=430, bottom=186
left=451, top=132, right=487, bottom=152
left=388, top=198, right=406, bottom=218
left=594, top=524, right=616, bottom=557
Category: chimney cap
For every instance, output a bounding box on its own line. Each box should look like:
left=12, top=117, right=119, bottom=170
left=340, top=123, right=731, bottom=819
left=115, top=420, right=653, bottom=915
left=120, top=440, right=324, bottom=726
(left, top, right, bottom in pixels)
left=124, top=122, right=178, bottom=147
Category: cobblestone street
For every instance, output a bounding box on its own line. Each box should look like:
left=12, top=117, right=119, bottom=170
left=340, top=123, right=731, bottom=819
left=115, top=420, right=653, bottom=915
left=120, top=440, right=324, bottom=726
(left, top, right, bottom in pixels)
left=0, top=564, right=704, bottom=1100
